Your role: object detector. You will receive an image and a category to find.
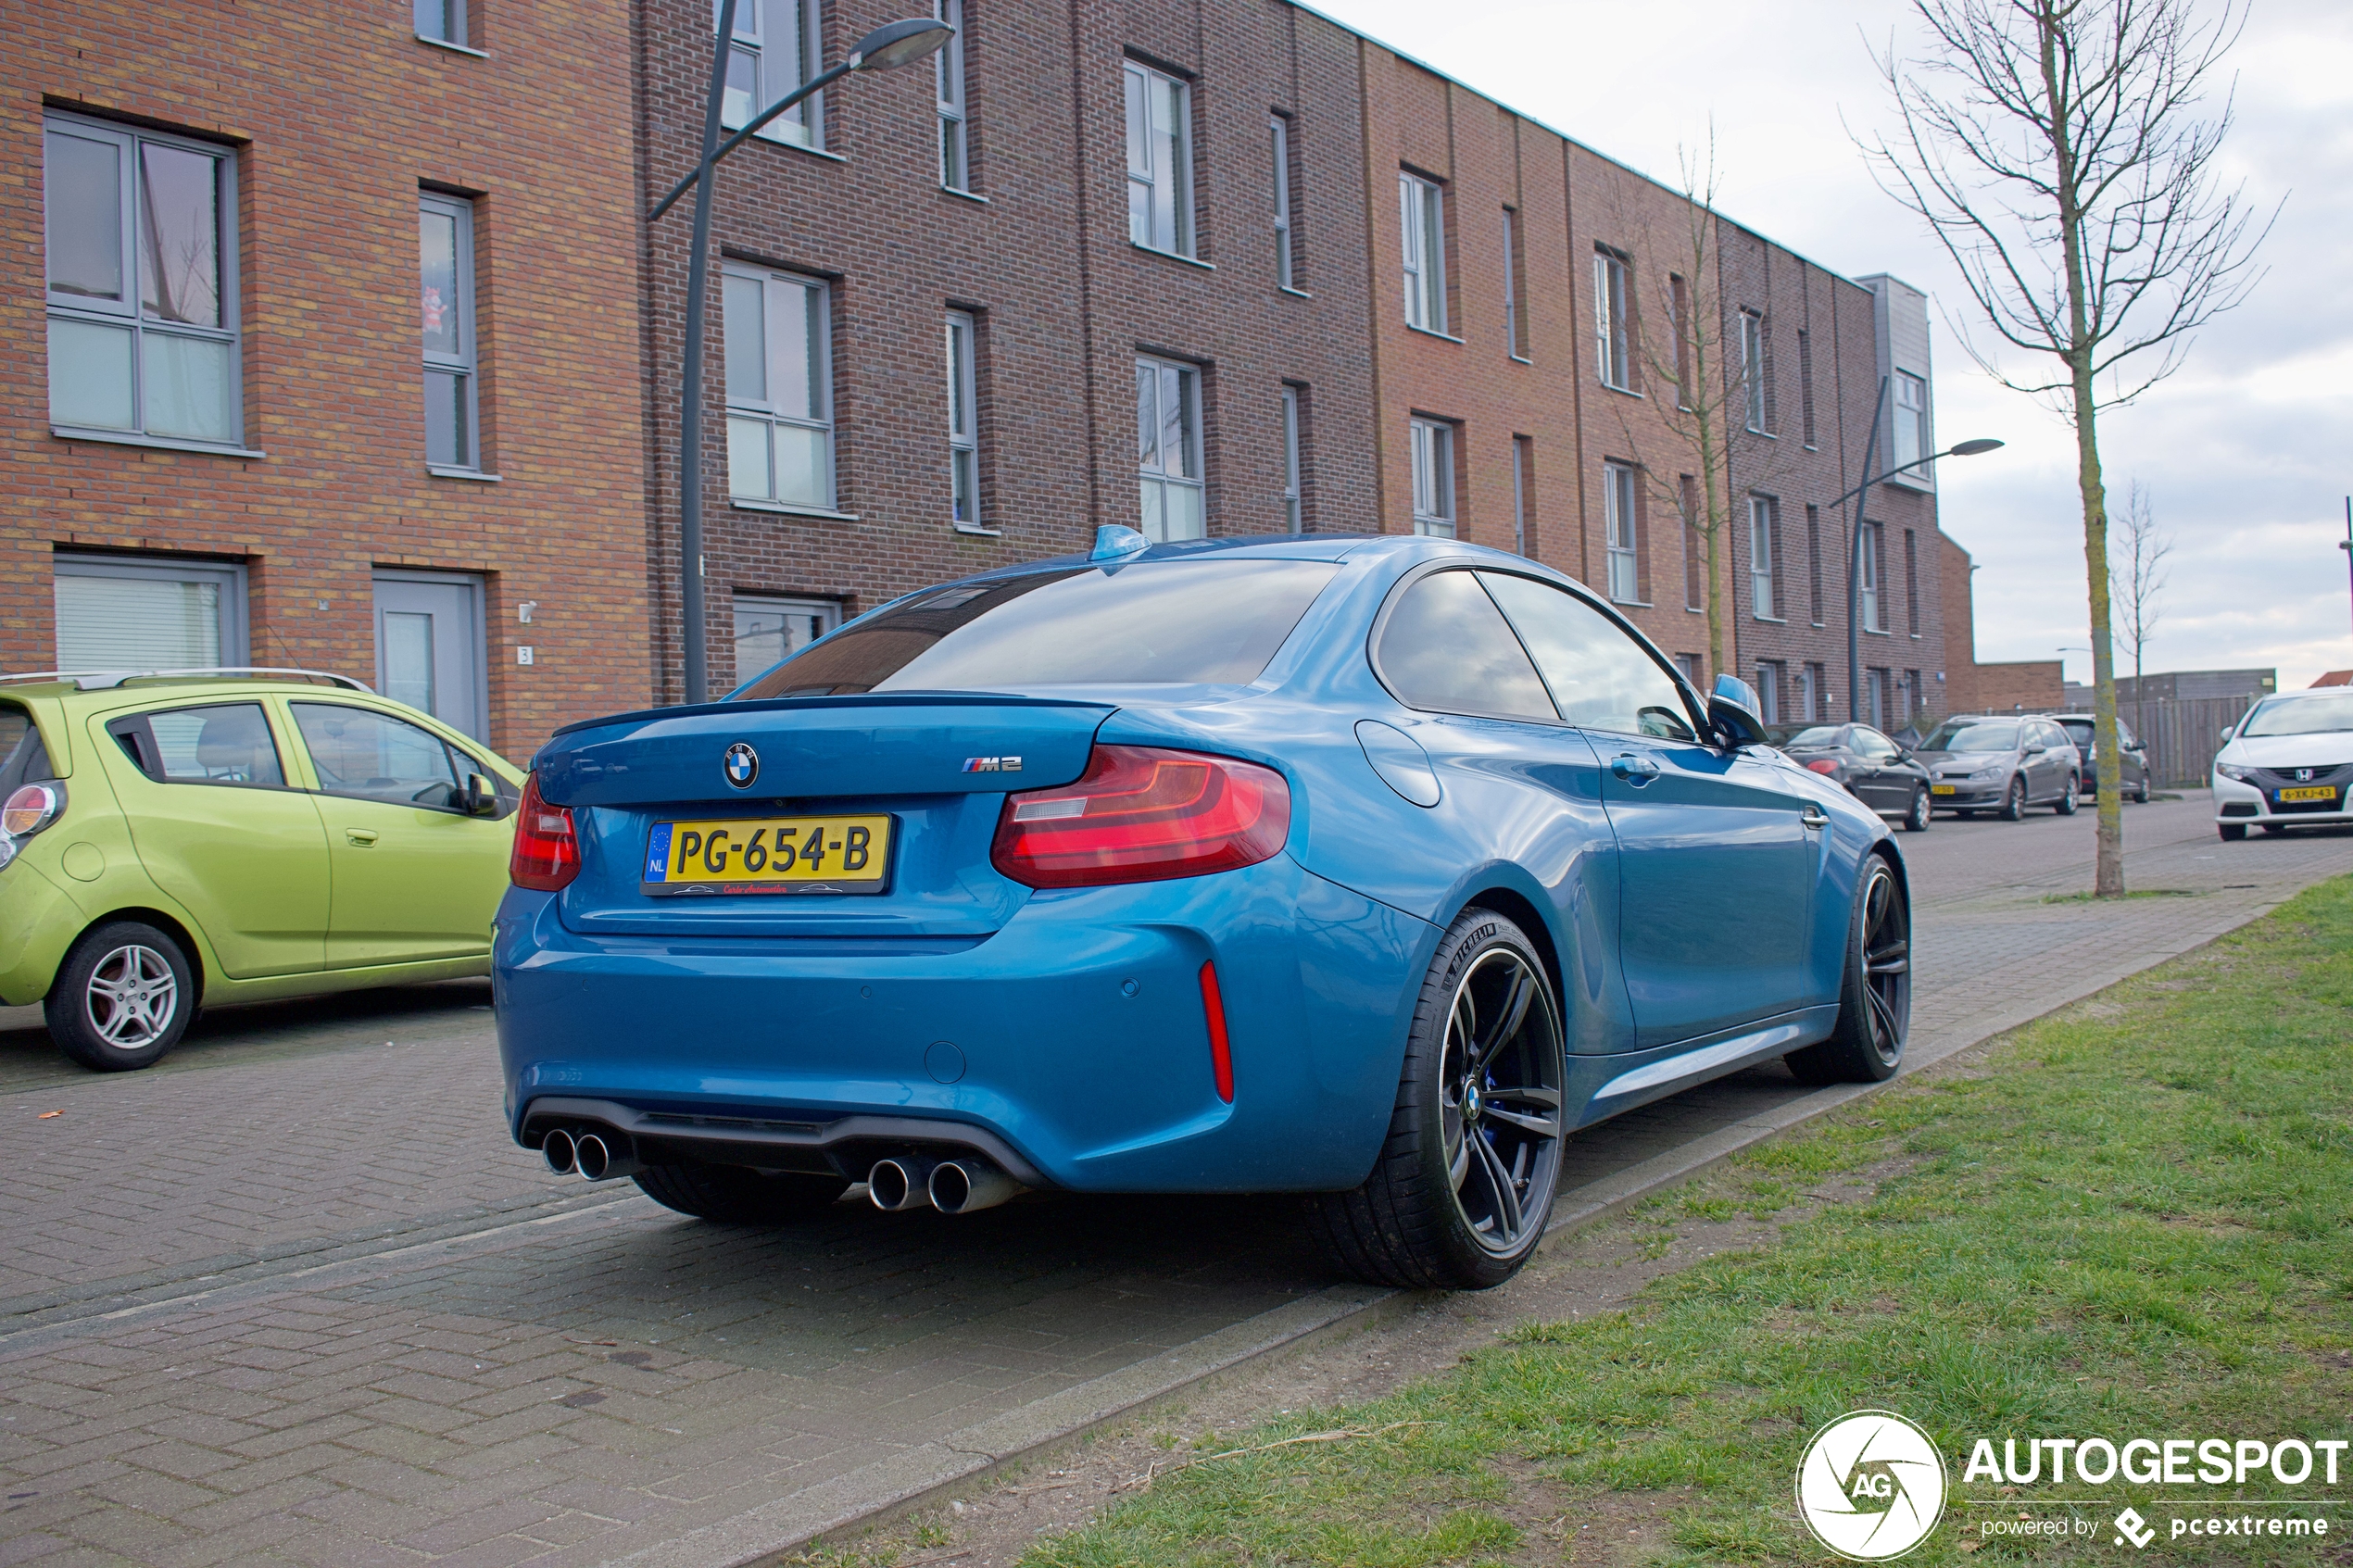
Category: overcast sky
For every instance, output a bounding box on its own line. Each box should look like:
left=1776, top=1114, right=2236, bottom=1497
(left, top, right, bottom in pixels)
left=1312, top=0, right=2348, bottom=689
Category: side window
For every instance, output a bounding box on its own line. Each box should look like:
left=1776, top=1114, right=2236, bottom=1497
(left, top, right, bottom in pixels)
left=1854, top=727, right=1898, bottom=762
left=1374, top=571, right=1557, bottom=724
left=291, top=703, right=461, bottom=809
left=1478, top=571, right=1697, bottom=742
left=106, top=703, right=286, bottom=786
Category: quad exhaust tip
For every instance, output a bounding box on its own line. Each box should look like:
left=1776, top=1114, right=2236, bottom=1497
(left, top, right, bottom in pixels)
left=928, top=1157, right=1023, bottom=1215
left=867, top=1155, right=938, bottom=1210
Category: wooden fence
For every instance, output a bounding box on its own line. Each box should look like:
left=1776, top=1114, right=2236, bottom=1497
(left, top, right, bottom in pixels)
left=2057, top=694, right=2257, bottom=790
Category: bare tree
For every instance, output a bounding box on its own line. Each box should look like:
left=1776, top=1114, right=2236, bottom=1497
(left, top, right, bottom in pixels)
left=2111, top=479, right=2171, bottom=748
left=1604, top=143, right=1809, bottom=687
left=1864, top=0, right=2272, bottom=896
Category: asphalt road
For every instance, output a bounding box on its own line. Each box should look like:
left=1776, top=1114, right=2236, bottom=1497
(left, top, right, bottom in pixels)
left=3, top=793, right=2347, bottom=1566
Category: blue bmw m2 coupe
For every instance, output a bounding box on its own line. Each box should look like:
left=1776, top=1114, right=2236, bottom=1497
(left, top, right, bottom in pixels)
left=495, top=531, right=1910, bottom=1288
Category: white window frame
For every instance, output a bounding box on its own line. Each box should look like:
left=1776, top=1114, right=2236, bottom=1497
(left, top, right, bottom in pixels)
left=1859, top=521, right=1884, bottom=633
left=1740, top=309, right=1766, bottom=433
left=1280, top=386, right=1302, bottom=533
left=720, top=0, right=825, bottom=151
left=936, top=0, right=969, bottom=191
left=1511, top=435, right=1531, bottom=556
left=1409, top=417, right=1454, bottom=538
left=1125, top=61, right=1193, bottom=257
left=1399, top=172, right=1447, bottom=334
left=731, top=593, right=839, bottom=687
left=420, top=192, right=481, bottom=473
left=1135, top=356, right=1203, bottom=541
left=724, top=264, right=837, bottom=512
left=53, top=554, right=250, bottom=671
left=44, top=112, right=244, bottom=452
left=1604, top=460, right=1641, bottom=603
left=1502, top=207, right=1519, bottom=357
left=1893, top=370, right=1929, bottom=476
left=1749, top=495, right=1777, bottom=619
left=1271, top=115, right=1295, bottom=291
left=414, top=0, right=466, bottom=46
left=946, top=310, right=984, bottom=532
left=1593, top=248, right=1631, bottom=391
left=1754, top=661, right=1781, bottom=724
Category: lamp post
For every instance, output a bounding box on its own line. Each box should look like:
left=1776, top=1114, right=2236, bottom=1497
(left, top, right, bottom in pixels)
left=1821, top=383, right=2003, bottom=722
left=651, top=13, right=954, bottom=706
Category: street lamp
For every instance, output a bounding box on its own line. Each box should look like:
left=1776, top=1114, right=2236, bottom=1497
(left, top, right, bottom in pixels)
left=1821, top=374, right=2004, bottom=722
left=651, top=10, right=955, bottom=706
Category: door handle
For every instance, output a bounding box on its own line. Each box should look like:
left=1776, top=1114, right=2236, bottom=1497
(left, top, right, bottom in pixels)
left=1610, top=754, right=1661, bottom=784
left=1800, top=808, right=1830, bottom=830
left=346, top=829, right=380, bottom=847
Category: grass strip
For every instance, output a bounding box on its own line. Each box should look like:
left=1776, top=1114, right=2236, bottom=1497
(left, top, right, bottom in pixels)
left=1015, top=875, right=2353, bottom=1566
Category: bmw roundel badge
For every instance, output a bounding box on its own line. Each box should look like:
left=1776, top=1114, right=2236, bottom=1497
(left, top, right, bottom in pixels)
left=724, top=743, right=760, bottom=789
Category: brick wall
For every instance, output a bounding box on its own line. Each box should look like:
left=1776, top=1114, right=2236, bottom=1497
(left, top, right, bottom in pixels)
left=2, top=0, right=649, bottom=761
left=637, top=0, right=1380, bottom=699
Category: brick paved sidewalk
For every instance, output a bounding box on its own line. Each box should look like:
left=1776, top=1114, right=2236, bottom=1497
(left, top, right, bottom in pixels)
left=2, top=796, right=2345, bottom=1567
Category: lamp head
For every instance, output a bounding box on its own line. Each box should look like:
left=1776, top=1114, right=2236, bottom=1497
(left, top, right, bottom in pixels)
left=1948, top=437, right=2005, bottom=458
left=849, top=18, right=955, bottom=69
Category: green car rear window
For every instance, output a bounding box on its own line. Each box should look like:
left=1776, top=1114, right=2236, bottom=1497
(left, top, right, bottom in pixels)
left=107, top=704, right=287, bottom=787
left=0, top=708, right=56, bottom=792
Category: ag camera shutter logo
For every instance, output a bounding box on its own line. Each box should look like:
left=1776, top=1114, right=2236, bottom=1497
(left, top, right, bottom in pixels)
left=1795, top=1410, right=1947, bottom=1561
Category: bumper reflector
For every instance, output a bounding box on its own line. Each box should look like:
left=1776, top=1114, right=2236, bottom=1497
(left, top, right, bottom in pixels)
left=1199, top=960, right=1234, bottom=1104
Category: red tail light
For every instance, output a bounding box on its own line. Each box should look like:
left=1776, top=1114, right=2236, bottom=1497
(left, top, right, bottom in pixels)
left=510, top=773, right=581, bottom=891
left=1805, top=759, right=1841, bottom=776
left=990, top=746, right=1291, bottom=889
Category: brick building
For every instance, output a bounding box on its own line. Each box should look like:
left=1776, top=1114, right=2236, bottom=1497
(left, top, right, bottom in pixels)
left=644, top=1, right=1960, bottom=726
left=10, top=0, right=1964, bottom=751
left=4, top=0, right=648, bottom=759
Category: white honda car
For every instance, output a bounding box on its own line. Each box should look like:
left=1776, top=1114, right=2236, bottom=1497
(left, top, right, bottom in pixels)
left=2212, top=689, right=2353, bottom=840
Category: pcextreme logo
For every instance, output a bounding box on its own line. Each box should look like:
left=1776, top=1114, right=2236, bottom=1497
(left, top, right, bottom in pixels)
left=1796, top=1410, right=1949, bottom=1561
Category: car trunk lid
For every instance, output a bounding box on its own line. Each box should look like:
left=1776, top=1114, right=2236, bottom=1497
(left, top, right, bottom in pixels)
left=536, top=695, right=1112, bottom=938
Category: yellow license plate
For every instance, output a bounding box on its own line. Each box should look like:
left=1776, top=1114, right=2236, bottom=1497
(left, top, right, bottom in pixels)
left=1931, top=784, right=1957, bottom=796
left=2277, top=785, right=2336, bottom=803
left=643, top=815, right=891, bottom=894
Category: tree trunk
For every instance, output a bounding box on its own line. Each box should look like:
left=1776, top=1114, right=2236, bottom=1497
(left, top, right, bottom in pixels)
left=2040, top=0, right=2126, bottom=897
left=2071, top=360, right=2125, bottom=895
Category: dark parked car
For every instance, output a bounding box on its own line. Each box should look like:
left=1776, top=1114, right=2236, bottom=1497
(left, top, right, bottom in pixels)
left=2036, top=712, right=2151, bottom=803
left=1913, top=715, right=2082, bottom=820
left=1766, top=723, right=1933, bottom=832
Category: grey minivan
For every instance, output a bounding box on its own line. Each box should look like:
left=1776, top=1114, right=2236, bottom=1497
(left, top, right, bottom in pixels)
left=1915, top=715, right=2083, bottom=820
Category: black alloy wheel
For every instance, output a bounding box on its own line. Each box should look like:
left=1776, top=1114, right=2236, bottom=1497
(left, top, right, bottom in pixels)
left=1903, top=787, right=1931, bottom=833
left=1309, top=909, right=1567, bottom=1289
left=2135, top=774, right=2151, bottom=805
left=2055, top=773, right=2081, bottom=815
left=1786, top=855, right=1910, bottom=1085
left=1999, top=776, right=2027, bottom=822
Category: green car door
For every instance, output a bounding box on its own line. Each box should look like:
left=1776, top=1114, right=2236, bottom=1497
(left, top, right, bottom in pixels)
left=94, top=700, right=331, bottom=979
left=284, top=700, right=512, bottom=968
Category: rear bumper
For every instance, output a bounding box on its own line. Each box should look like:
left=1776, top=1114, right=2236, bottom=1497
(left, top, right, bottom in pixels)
left=493, top=855, right=1434, bottom=1194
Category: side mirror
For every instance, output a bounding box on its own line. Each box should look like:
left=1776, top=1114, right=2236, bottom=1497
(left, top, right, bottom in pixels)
left=2023, top=740, right=2046, bottom=755
left=1707, top=693, right=1768, bottom=749
left=2218, top=726, right=2234, bottom=745
left=466, top=772, right=500, bottom=818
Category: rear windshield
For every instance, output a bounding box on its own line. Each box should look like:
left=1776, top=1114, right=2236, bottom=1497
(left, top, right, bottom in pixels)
left=734, top=560, right=1340, bottom=699
left=0, top=706, right=56, bottom=792
left=1920, top=719, right=2019, bottom=752
left=1775, top=725, right=1844, bottom=749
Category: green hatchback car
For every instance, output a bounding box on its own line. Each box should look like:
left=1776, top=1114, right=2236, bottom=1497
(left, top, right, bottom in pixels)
left=0, top=670, right=524, bottom=1071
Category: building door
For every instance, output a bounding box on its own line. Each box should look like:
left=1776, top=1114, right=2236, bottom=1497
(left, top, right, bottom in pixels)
left=372, top=572, right=484, bottom=740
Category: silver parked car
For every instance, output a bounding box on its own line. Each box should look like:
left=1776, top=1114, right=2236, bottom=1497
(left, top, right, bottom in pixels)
left=1914, top=715, right=2083, bottom=820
